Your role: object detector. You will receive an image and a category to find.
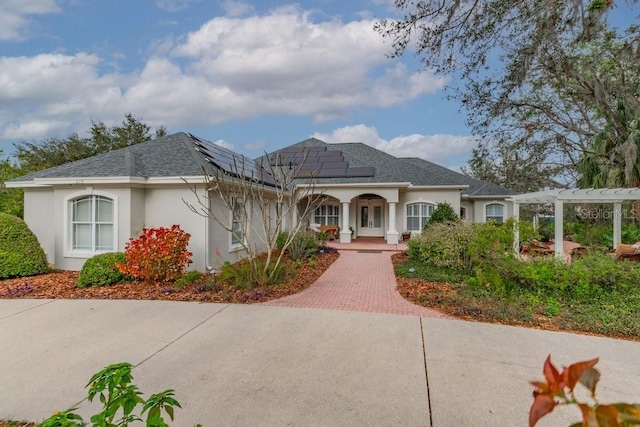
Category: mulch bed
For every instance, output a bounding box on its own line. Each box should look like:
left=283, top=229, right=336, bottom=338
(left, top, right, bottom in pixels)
left=0, top=251, right=339, bottom=304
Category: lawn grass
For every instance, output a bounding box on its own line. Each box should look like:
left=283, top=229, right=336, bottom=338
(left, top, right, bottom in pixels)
left=395, top=255, right=640, bottom=341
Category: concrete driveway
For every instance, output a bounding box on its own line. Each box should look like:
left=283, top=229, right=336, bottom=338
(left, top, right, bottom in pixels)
left=1, top=299, right=639, bottom=426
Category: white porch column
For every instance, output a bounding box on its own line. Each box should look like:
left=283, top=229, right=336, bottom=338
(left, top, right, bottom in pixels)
left=513, top=202, right=520, bottom=256
left=554, top=199, right=564, bottom=259
left=340, top=201, right=351, bottom=243
left=613, top=202, right=622, bottom=250
left=386, top=202, right=399, bottom=244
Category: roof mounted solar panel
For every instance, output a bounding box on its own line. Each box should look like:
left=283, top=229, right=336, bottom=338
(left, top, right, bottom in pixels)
left=189, top=134, right=276, bottom=185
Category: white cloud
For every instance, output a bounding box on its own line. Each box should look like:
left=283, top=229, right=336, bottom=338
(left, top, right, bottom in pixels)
left=0, top=7, right=446, bottom=144
left=312, top=124, right=477, bottom=167
left=155, top=0, right=201, bottom=12
left=221, top=0, right=254, bottom=17
left=0, top=0, right=61, bottom=41
left=0, top=53, right=124, bottom=141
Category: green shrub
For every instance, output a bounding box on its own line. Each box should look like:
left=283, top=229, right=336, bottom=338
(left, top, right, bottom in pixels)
left=174, top=270, right=202, bottom=288
left=409, top=219, right=538, bottom=272
left=288, top=231, right=319, bottom=261
left=276, top=231, right=289, bottom=250
left=218, top=257, right=291, bottom=289
left=0, top=213, right=48, bottom=279
left=409, top=221, right=476, bottom=270
left=426, top=202, right=459, bottom=227
left=77, top=252, right=129, bottom=288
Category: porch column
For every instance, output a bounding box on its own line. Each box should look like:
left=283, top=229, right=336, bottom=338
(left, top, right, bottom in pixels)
left=554, top=199, right=564, bottom=259
left=613, top=202, right=622, bottom=250
left=340, top=202, right=351, bottom=243
left=386, top=202, right=399, bottom=244
left=513, top=202, right=520, bottom=257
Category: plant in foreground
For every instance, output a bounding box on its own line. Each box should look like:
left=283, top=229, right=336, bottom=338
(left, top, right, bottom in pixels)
left=41, top=362, right=186, bottom=427
left=530, top=355, right=640, bottom=426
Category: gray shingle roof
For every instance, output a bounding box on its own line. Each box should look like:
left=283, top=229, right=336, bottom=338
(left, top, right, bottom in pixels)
left=265, top=138, right=512, bottom=196
left=401, top=157, right=515, bottom=196
left=10, top=133, right=514, bottom=197
left=10, top=132, right=214, bottom=182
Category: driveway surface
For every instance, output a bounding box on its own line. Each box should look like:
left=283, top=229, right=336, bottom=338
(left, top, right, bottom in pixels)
left=2, top=299, right=640, bottom=426
left=2, top=247, right=640, bottom=425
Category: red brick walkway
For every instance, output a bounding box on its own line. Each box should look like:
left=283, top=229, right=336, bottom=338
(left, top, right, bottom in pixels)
left=265, top=250, right=448, bottom=317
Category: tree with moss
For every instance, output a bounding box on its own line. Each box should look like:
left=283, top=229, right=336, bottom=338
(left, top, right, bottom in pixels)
left=377, top=1, right=639, bottom=188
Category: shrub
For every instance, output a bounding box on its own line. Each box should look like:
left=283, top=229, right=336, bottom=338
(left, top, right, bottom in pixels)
left=276, top=231, right=289, bottom=250
left=0, top=213, right=48, bottom=279
left=174, top=270, right=203, bottom=288
left=218, top=257, right=290, bottom=289
left=117, top=225, right=193, bottom=283
left=409, top=219, right=538, bottom=272
left=288, top=231, right=319, bottom=261
left=426, top=202, right=459, bottom=227
left=77, top=252, right=129, bottom=288
left=409, top=221, right=476, bottom=270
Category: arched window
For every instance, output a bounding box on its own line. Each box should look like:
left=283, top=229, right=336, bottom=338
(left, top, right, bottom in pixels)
left=406, top=203, right=435, bottom=231
left=71, top=195, right=114, bottom=251
left=485, top=203, right=504, bottom=223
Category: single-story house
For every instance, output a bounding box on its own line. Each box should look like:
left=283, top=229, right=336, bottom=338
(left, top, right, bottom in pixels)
left=7, top=132, right=514, bottom=271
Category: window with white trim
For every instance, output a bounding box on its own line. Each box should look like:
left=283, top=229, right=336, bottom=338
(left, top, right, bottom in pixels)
left=231, top=198, right=245, bottom=245
left=406, top=203, right=435, bottom=231
left=71, top=196, right=114, bottom=251
left=460, top=207, right=467, bottom=220
left=314, top=204, right=339, bottom=226
left=486, top=203, right=504, bottom=223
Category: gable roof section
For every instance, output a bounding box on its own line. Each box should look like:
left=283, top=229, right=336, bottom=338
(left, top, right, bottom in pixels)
left=10, top=132, right=211, bottom=183
left=401, top=157, right=515, bottom=197
left=266, top=138, right=513, bottom=195
left=265, top=138, right=470, bottom=187
left=8, top=132, right=277, bottom=186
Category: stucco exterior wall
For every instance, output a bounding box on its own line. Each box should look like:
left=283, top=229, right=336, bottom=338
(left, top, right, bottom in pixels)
left=470, top=199, right=515, bottom=223
left=144, top=186, right=208, bottom=271
left=398, top=189, right=462, bottom=232
left=23, top=188, right=55, bottom=265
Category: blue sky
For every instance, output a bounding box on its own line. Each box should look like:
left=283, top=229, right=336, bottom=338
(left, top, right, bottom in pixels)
left=1, top=0, right=496, bottom=169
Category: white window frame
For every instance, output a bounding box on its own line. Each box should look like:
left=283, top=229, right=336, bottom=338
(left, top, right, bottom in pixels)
left=485, top=203, right=505, bottom=224
left=64, top=191, right=118, bottom=258
left=405, top=202, right=436, bottom=231
left=313, top=203, right=340, bottom=226
left=230, top=197, right=246, bottom=249
left=460, top=207, right=467, bottom=220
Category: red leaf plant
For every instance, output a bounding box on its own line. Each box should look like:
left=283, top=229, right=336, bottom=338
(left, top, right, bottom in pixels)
left=530, top=355, right=640, bottom=427
left=117, top=225, right=193, bottom=283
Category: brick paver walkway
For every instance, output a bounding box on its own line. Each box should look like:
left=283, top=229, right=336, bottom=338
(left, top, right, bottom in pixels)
left=265, top=250, right=448, bottom=317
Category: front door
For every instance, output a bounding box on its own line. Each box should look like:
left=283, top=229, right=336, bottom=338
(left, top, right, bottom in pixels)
left=358, top=200, right=384, bottom=237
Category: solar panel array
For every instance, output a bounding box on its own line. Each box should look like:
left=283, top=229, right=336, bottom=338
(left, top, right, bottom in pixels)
left=189, top=134, right=275, bottom=185
left=268, top=146, right=375, bottom=179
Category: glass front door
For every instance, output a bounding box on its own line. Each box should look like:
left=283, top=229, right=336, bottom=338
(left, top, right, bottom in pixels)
left=358, top=201, right=384, bottom=237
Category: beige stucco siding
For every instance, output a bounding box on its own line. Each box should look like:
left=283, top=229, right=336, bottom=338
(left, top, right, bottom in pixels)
left=23, top=188, right=55, bottom=266
left=144, top=186, right=208, bottom=271
left=398, top=189, right=462, bottom=231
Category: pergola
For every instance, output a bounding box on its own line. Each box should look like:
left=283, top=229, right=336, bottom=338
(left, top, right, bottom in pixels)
left=508, top=188, right=640, bottom=258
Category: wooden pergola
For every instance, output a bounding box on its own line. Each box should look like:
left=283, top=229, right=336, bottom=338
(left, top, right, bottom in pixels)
left=508, top=188, right=640, bottom=258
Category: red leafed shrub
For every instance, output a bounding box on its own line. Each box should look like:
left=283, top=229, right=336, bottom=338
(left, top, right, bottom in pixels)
left=117, top=225, right=193, bottom=283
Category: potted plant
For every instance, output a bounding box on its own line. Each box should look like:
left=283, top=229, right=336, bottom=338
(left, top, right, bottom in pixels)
left=402, top=231, right=411, bottom=241
left=349, top=226, right=355, bottom=237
